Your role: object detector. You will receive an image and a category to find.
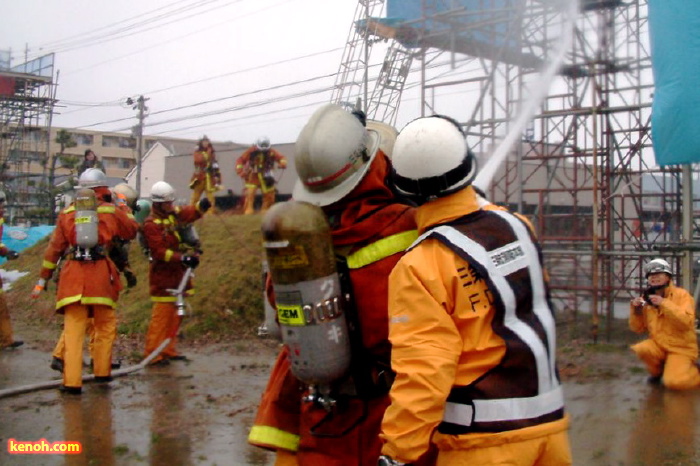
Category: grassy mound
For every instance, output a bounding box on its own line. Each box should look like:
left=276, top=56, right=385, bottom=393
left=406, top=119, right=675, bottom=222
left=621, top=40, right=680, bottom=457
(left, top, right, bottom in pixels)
left=6, top=212, right=267, bottom=347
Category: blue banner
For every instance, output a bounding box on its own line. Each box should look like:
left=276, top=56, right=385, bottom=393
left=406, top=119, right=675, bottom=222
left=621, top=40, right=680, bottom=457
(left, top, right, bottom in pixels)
left=649, top=0, right=700, bottom=166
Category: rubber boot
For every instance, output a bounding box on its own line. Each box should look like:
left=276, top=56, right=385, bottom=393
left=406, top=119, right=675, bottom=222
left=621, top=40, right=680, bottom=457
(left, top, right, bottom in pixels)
left=243, top=187, right=257, bottom=215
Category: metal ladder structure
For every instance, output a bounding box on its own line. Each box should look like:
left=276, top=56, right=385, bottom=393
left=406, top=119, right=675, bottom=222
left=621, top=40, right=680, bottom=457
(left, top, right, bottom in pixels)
left=331, top=0, right=414, bottom=127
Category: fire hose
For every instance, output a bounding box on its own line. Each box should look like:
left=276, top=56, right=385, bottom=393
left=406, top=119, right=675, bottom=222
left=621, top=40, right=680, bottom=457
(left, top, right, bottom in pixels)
left=0, top=268, right=194, bottom=400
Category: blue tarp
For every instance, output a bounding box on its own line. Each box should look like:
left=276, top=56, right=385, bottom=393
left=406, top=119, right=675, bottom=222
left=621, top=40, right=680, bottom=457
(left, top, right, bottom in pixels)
left=386, top=0, right=517, bottom=48
left=0, top=225, right=54, bottom=265
left=648, top=1, right=700, bottom=166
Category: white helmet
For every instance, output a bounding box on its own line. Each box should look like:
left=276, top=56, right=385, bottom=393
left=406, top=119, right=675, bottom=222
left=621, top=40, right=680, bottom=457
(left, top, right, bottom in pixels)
left=292, top=104, right=380, bottom=206
left=645, top=258, right=672, bottom=277
left=391, top=115, right=477, bottom=204
left=256, top=136, right=271, bottom=151
left=150, top=181, right=176, bottom=203
left=113, top=183, right=138, bottom=206
left=78, top=168, right=108, bottom=189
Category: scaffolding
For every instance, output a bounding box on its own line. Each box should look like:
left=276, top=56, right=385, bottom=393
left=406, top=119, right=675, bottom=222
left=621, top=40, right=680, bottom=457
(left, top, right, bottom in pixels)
left=334, top=0, right=697, bottom=339
left=0, top=51, right=57, bottom=224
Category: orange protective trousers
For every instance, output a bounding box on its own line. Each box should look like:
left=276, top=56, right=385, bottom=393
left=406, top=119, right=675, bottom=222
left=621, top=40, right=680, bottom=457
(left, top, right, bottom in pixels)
left=190, top=181, right=216, bottom=213
left=0, top=294, right=14, bottom=348
left=145, top=302, right=181, bottom=363
left=62, top=303, right=116, bottom=388
left=243, top=187, right=275, bottom=215
left=52, top=319, right=95, bottom=360
left=631, top=339, right=700, bottom=390
left=435, top=430, right=572, bottom=466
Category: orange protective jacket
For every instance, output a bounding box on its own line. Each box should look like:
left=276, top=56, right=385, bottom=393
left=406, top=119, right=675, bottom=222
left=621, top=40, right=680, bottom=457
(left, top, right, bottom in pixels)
left=190, top=147, right=220, bottom=190
left=629, top=282, right=698, bottom=359
left=248, top=152, right=425, bottom=466
left=142, top=205, right=203, bottom=300
left=235, top=147, right=287, bottom=191
left=379, top=186, right=569, bottom=463
left=38, top=201, right=139, bottom=312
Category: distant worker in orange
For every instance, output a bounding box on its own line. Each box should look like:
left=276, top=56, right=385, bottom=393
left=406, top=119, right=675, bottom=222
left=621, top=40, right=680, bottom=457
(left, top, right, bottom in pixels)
left=630, top=258, right=700, bottom=390
left=31, top=168, right=138, bottom=394
left=189, top=136, right=221, bottom=213
left=235, top=136, right=287, bottom=215
left=0, top=190, right=23, bottom=350
left=142, top=181, right=210, bottom=365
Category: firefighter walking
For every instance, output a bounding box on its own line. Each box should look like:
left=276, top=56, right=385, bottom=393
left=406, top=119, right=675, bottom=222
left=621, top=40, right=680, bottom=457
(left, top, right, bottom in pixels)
left=235, top=136, right=287, bottom=215
left=189, top=136, right=221, bottom=213
left=31, top=169, right=139, bottom=394
left=142, top=181, right=210, bottom=365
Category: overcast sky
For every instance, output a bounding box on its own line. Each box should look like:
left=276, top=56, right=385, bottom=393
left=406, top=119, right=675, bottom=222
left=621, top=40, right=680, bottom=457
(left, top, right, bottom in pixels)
left=1, top=0, right=363, bottom=145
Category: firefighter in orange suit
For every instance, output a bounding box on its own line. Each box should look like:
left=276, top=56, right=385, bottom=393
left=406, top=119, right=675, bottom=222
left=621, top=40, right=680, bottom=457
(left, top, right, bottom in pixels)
left=377, top=116, right=572, bottom=466
left=630, top=258, right=700, bottom=390
left=31, top=169, right=138, bottom=395
left=247, top=104, right=436, bottom=466
left=235, top=136, right=287, bottom=215
left=189, top=136, right=221, bottom=213
left=142, top=181, right=210, bottom=365
left=49, top=183, right=139, bottom=373
left=0, top=190, right=23, bottom=350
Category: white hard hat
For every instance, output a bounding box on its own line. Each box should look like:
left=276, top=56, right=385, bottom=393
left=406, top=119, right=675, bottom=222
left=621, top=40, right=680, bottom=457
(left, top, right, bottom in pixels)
left=150, top=181, right=176, bottom=203
left=366, top=120, right=399, bottom=159
left=292, top=104, right=380, bottom=207
left=113, top=183, right=138, bottom=206
left=256, top=136, right=271, bottom=150
left=645, top=258, right=672, bottom=277
left=391, top=115, right=477, bottom=203
left=78, top=168, right=108, bottom=189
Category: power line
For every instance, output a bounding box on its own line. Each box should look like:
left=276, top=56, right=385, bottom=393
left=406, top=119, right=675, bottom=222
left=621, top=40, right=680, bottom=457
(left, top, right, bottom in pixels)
left=27, top=0, right=235, bottom=60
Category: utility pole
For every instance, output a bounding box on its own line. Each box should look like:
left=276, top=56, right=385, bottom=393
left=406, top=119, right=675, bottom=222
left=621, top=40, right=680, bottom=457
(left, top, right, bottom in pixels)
left=128, top=95, right=148, bottom=196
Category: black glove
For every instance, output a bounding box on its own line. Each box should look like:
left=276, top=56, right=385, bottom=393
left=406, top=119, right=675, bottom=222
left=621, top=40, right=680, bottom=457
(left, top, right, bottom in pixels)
left=198, top=197, right=212, bottom=213
left=182, top=255, right=200, bottom=269
left=124, top=270, right=137, bottom=288
left=6, top=250, right=19, bottom=260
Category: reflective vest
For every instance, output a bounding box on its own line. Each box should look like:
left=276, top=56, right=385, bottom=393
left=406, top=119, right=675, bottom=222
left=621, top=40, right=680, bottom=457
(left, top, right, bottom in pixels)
left=411, top=209, right=564, bottom=434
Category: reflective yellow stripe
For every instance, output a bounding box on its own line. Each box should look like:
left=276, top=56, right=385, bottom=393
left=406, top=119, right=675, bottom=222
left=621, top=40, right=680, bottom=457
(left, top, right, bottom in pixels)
left=43, top=260, right=58, bottom=270
left=62, top=205, right=114, bottom=214
left=151, top=289, right=194, bottom=303
left=247, top=425, right=300, bottom=452
left=346, top=230, right=419, bottom=269
left=164, top=250, right=174, bottom=262
left=56, top=295, right=117, bottom=310
left=151, top=296, right=177, bottom=303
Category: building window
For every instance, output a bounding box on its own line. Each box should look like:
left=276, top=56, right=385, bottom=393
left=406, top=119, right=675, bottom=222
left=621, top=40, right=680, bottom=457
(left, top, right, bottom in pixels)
left=102, top=135, right=135, bottom=149
left=72, top=132, right=94, bottom=145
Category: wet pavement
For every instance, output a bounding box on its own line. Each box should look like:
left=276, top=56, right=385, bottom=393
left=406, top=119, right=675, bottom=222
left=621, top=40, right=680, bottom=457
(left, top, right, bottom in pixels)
left=2, top=342, right=700, bottom=465
left=0, top=343, right=277, bottom=466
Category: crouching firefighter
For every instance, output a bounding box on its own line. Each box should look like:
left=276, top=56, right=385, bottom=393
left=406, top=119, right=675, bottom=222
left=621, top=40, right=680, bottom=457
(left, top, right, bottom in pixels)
left=142, top=181, right=210, bottom=365
left=247, top=104, right=434, bottom=466
left=31, top=168, right=139, bottom=394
